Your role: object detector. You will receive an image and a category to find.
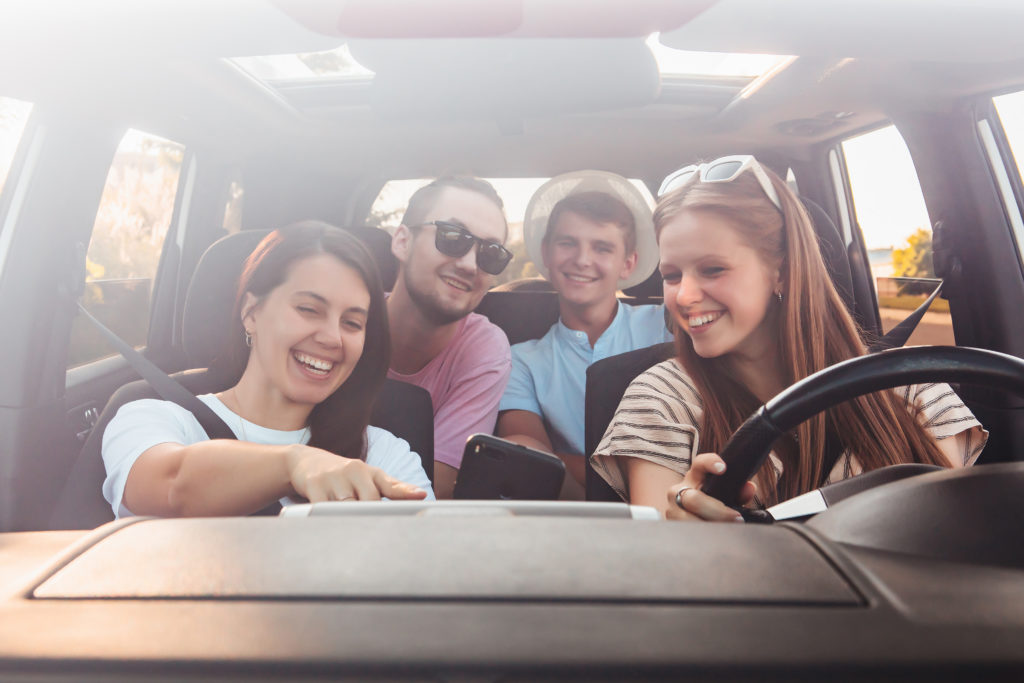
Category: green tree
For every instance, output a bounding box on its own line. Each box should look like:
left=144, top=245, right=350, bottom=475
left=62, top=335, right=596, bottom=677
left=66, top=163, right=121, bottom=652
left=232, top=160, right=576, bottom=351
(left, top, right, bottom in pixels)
left=891, top=227, right=935, bottom=279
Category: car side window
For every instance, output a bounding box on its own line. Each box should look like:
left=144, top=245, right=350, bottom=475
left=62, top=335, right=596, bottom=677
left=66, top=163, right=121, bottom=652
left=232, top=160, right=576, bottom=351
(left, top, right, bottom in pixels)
left=0, top=96, right=33, bottom=198
left=993, top=90, right=1024, bottom=182
left=67, top=129, right=185, bottom=368
left=840, top=125, right=953, bottom=346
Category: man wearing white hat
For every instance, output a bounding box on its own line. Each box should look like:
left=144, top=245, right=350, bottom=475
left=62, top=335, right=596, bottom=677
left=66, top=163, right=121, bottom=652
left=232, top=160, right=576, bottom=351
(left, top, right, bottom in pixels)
left=496, top=171, right=671, bottom=498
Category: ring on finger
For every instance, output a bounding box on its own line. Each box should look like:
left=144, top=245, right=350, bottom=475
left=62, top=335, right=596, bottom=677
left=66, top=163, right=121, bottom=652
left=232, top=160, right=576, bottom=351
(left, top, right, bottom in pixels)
left=674, top=486, right=693, bottom=510
left=337, top=495, right=355, bottom=503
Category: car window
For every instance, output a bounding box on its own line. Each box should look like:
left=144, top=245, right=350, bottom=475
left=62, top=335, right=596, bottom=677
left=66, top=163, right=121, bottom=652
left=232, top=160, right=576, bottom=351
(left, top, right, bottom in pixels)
left=369, top=177, right=654, bottom=286
left=67, top=129, right=185, bottom=368
left=993, top=90, right=1024, bottom=182
left=841, top=125, right=953, bottom=346
left=988, top=90, right=1024, bottom=268
left=0, top=96, right=33, bottom=198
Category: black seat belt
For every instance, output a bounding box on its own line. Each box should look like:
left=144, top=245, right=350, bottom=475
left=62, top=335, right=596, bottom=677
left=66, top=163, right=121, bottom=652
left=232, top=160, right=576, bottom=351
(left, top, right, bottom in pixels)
left=78, top=303, right=284, bottom=516
left=77, top=303, right=236, bottom=440
left=868, top=280, right=943, bottom=353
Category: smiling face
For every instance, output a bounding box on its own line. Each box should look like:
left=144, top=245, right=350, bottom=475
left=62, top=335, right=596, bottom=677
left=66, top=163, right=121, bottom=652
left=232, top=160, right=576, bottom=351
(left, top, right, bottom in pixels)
left=393, top=186, right=507, bottom=325
left=659, top=208, right=781, bottom=365
left=242, top=253, right=371, bottom=411
left=541, top=210, right=637, bottom=311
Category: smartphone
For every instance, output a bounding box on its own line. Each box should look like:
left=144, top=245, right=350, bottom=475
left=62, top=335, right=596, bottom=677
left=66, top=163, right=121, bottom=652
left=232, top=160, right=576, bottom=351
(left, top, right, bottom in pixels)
left=453, top=434, right=566, bottom=501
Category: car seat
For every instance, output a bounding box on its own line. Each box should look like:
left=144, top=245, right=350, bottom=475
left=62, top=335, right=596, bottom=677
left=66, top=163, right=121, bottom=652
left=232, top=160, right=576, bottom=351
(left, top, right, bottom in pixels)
left=49, top=229, right=433, bottom=530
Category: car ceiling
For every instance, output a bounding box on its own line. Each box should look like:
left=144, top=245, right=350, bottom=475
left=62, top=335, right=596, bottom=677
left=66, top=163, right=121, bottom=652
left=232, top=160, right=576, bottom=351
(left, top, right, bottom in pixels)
left=1, top=0, right=1023, bottom=181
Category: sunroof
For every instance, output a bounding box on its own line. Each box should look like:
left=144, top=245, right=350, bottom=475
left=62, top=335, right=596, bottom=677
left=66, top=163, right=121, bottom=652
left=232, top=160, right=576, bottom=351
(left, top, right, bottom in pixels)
left=231, top=35, right=793, bottom=87
left=645, top=33, right=794, bottom=79
left=230, top=44, right=374, bottom=82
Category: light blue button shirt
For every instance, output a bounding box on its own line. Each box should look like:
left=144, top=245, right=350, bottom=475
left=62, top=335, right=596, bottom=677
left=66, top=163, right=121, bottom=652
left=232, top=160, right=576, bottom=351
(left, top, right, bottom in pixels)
left=499, top=302, right=672, bottom=455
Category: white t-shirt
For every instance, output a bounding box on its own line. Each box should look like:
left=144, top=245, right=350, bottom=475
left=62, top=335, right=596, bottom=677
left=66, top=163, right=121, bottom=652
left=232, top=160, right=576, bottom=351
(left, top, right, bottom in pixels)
left=101, top=393, right=435, bottom=518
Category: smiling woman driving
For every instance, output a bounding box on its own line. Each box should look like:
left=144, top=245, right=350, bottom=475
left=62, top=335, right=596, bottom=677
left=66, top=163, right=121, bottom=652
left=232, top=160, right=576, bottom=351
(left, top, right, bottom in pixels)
left=101, top=222, right=433, bottom=518
left=591, top=156, right=987, bottom=520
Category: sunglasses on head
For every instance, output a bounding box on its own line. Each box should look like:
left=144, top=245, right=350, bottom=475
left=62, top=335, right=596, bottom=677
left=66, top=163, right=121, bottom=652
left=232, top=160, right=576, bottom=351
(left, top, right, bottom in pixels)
left=658, top=155, right=783, bottom=211
left=416, top=220, right=513, bottom=275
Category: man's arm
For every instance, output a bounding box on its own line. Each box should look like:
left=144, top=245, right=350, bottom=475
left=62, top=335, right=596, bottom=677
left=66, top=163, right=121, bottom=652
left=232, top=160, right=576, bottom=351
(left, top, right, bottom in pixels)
left=496, top=409, right=585, bottom=500
left=432, top=350, right=512, bottom=499
left=124, top=440, right=426, bottom=517
left=432, top=462, right=458, bottom=500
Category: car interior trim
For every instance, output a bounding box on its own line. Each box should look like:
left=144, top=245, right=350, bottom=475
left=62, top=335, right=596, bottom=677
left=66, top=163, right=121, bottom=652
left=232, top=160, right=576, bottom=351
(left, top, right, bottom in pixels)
left=827, top=147, right=853, bottom=245
left=174, top=153, right=197, bottom=251
left=978, top=118, right=1024, bottom=265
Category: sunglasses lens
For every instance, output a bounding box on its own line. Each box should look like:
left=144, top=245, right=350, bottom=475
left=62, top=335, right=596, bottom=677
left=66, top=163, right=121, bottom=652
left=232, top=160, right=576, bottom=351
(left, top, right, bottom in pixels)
left=659, top=167, right=698, bottom=196
left=434, top=224, right=475, bottom=258
left=478, top=243, right=512, bottom=275
left=704, top=160, right=744, bottom=181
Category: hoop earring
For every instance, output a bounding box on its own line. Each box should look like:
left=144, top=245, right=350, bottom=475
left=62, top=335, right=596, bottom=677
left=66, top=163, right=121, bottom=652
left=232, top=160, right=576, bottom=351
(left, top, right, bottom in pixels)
left=244, top=330, right=253, bottom=348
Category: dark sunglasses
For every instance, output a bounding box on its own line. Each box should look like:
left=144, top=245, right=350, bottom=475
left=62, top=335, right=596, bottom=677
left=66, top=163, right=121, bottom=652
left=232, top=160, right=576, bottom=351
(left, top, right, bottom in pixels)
left=417, top=220, right=513, bottom=275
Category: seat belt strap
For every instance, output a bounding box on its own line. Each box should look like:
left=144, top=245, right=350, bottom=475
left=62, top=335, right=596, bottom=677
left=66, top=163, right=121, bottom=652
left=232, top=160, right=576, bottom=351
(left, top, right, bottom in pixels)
left=869, top=280, right=943, bottom=352
left=76, top=302, right=237, bottom=441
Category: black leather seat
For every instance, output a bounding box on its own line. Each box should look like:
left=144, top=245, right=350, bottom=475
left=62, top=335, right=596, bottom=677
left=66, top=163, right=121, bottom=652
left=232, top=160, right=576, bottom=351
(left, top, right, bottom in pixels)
left=582, top=198, right=860, bottom=501
left=50, top=229, right=433, bottom=530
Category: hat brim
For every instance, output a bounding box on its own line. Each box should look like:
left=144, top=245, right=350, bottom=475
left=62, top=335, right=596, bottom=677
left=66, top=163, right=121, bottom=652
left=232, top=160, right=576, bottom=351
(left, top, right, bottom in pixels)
left=523, top=171, right=658, bottom=291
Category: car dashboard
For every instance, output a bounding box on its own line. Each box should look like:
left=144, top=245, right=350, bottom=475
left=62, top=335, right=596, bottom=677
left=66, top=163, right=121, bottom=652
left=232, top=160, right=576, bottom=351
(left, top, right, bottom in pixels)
left=1, top=477, right=1022, bottom=681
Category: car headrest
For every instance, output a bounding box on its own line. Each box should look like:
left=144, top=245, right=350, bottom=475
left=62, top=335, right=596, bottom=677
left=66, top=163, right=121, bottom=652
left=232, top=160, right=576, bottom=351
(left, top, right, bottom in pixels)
left=183, top=231, right=268, bottom=368
left=801, top=196, right=855, bottom=316
left=182, top=226, right=398, bottom=369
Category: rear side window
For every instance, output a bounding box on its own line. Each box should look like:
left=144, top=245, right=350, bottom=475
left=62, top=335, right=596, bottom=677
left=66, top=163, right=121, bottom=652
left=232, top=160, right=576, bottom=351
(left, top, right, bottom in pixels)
left=369, top=177, right=654, bottom=287
left=0, top=96, right=33, bottom=197
left=841, top=125, right=953, bottom=346
left=67, top=129, right=185, bottom=368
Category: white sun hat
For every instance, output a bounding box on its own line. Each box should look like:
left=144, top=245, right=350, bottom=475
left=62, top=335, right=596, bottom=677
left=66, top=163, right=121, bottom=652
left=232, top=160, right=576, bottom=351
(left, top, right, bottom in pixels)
left=522, top=170, right=658, bottom=290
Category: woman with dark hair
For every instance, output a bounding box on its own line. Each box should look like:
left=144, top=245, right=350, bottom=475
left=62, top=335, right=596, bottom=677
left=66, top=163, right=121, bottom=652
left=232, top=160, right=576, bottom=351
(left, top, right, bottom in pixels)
left=591, top=156, right=986, bottom=520
left=102, top=222, right=432, bottom=518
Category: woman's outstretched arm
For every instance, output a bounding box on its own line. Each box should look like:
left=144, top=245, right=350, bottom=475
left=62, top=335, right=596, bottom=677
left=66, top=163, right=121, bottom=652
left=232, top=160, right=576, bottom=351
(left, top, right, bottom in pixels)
left=123, top=440, right=427, bottom=517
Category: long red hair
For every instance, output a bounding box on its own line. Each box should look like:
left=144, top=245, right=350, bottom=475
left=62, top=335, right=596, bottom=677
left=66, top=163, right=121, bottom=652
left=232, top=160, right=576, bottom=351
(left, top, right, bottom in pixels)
left=653, top=166, right=949, bottom=505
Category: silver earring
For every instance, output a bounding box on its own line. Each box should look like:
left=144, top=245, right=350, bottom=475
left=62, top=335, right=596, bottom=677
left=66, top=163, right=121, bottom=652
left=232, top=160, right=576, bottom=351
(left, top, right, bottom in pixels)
left=775, top=291, right=783, bottom=302
left=244, top=330, right=253, bottom=347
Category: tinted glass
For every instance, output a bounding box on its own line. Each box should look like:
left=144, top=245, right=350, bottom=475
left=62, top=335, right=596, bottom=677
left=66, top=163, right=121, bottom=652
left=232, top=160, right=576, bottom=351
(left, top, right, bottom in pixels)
left=842, top=125, right=953, bottom=346
left=68, top=129, right=185, bottom=368
left=705, top=160, right=742, bottom=180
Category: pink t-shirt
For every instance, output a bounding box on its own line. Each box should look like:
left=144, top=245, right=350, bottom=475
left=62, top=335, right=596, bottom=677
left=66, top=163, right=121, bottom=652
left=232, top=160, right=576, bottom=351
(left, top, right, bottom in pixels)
left=388, top=313, right=511, bottom=469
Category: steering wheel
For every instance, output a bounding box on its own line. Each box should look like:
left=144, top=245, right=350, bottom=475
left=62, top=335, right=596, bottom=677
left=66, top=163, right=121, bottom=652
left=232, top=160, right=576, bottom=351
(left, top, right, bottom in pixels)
left=702, top=345, right=1024, bottom=507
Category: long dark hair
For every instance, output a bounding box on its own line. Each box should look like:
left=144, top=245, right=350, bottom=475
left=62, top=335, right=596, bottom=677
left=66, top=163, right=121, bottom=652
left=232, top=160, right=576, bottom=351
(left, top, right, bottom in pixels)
left=653, top=165, right=949, bottom=505
left=221, top=221, right=390, bottom=460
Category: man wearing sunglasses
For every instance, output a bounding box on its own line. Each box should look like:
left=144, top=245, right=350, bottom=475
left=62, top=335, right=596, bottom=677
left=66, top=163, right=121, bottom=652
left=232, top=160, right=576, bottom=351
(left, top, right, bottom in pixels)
left=387, top=176, right=514, bottom=498
left=497, top=172, right=671, bottom=499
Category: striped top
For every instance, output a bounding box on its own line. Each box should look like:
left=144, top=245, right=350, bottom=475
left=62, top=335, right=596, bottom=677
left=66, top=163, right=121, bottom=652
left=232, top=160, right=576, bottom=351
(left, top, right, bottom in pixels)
left=590, top=358, right=988, bottom=502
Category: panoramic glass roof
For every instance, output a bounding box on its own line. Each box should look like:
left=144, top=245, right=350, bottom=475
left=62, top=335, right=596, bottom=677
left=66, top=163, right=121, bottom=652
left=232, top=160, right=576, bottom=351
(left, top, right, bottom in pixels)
left=645, top=34, right=793, bottom=79
left=229, top=35, right=793, bottom=85
left=230, top=44, right=374, bottom=82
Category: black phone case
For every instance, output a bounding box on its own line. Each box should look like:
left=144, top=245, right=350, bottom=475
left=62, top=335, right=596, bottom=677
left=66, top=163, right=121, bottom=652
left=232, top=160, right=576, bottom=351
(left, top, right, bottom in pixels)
left=453, top=434, right=566, bottom=500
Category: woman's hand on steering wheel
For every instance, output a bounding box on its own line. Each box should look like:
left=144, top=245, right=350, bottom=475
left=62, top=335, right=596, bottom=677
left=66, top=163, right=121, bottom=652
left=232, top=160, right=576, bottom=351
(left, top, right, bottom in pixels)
left=285, top=445, right=428, bottom=503
left=665, top=453, right=755, bottom=522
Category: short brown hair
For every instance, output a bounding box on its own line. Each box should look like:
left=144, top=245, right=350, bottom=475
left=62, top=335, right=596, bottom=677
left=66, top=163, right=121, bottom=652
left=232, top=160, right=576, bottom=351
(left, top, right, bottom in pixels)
left=544, top=191, right=637, bottom=254
left=400, top=176, right=507, bottom=237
